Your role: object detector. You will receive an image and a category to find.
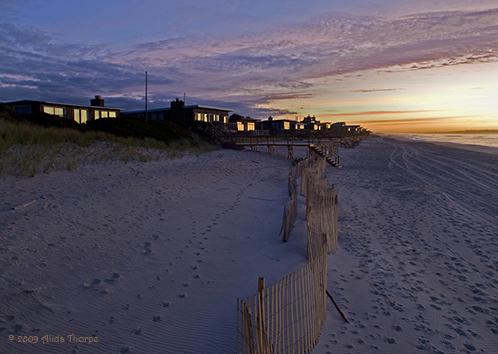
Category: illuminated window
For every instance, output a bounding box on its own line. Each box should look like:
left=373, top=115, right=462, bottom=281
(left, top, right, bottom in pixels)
left=223, top=116, right=228, bottom=124
left=203, top=113, right=208, bottom=122
left=283, top=121, right=290, bottom=130
left=43, top=106, right=55, bottom=115
left=54, top=107, right=64, bottom=117
left=94, top=110, right=100, bottom=119
left=101, top=111, right=108, bottom=118
left=247, top=122, right=255, bottom=131
left=237, top=122, right=244, bottom=131
left=74, top=109, right=81, bottom=123
left=81, top=110, right=88, bottom=123
left=109, top=111, right=116, bottom=118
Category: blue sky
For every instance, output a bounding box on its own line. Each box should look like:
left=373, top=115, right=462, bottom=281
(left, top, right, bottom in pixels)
left=1, top=0, right=498, bottom=131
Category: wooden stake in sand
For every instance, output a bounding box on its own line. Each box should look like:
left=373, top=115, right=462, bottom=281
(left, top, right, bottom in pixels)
left=326, top=290, right=349, bottom=323
left=13, top=200, right=37, bottom=211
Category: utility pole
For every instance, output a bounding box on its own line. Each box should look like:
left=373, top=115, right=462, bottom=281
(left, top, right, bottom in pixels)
left=183, top=92, right=186, bottom=122
left=145, top=71, right=148, bottom=122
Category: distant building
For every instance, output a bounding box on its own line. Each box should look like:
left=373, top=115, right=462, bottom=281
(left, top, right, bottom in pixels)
left=302, top=115, right=321, bottom=131
left=295, top=122, right=305, bottom=130
left=229, top=114, right=256, bottom=132
left=256, top=116, right=297, bottom=133
left=4, top=95, right=120, bottom=123
left=123, top=99, right=231, bottom=125
left=344, top=125, right=361, bottom=135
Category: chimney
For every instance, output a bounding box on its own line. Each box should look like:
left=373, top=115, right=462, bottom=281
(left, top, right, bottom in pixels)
left=91, top=95, right=105, bottom=107
left=170, top=98, right=185, bottom=110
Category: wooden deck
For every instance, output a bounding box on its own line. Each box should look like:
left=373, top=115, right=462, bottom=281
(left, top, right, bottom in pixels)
left=222, top=139, right=340, bottom=167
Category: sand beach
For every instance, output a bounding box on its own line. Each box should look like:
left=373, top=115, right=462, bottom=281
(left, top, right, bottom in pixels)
left=314, top=137, right=498, bottom=354
left=0, top=150, right=308, bottom=353
left=1, top=136, right=497, bottom=353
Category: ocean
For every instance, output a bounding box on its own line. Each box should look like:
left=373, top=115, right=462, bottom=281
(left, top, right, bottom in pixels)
left=397, top=133, right=498, bottom=149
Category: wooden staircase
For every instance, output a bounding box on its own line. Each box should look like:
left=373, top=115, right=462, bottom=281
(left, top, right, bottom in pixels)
left=309, top=144, right=339, bottom=167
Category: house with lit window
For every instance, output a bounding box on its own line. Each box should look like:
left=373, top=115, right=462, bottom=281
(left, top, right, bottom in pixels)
left=295, top=122, right=305, bottom=130
left=327, top=122, right=346, bottom=136
left=229, top=114, right=257, bottom=132
left=123, top=99, right=231, bottom=125
left=321, top=122, right=333, bottom=130
left=344, top=124, right=361, bottom=135
left=4, top=96, right=120, bottom=123
left=302, top=115, right=321, bottom=131
left=255, top=117, right=298, bottom=134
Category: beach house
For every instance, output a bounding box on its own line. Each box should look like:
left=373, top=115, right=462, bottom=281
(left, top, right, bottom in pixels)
left=256, top=117, right=298, bottom=134
left=229, top=114, right=257, bottom=132
left=302, top=115, right=321, bottom=131
left=344, top=125, right=361, bottom=135
left=123, top=99, right=231, bottom=125
left=4, top=96, right=120, bottom=123
left=321, top=122, right=333, bottom=130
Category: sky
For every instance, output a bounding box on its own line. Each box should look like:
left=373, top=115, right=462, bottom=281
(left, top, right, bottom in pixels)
left=1, top=0, right=498, bottom=132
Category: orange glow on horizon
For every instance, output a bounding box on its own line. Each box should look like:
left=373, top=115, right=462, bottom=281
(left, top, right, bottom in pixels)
left=263, top=61, right=498, bottom=133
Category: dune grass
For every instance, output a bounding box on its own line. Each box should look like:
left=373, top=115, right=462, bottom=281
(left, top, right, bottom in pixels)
left=0, top=110, right=215, bottom=177
left=0, top=118, right=168, bottom=151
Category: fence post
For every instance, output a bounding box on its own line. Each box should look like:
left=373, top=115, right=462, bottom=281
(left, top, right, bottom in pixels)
left=237, top=298, right=240, bottom=353
left=244, top=303, right=256, bottom=354
left=257, top=277, right=267, bottom=354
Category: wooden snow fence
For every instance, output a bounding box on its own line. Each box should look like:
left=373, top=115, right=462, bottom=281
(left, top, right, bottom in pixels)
left=306, top=177, right=339, bottom=254
left=236, top=233, right=328, bottom=354
left=300, top=156, right=326, bottom=198
left=281, top=165, right=298, bottom=242
left=237, top=154, right=336, bottom=354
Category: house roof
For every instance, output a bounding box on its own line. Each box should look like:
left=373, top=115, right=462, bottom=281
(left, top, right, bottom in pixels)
left=123, top=105, right=232, bottom=115
left=229, top=116, right=257, bottom=122
left=258, top=119, right=298, bottom=123
left=187, top=105, right=232, bottom=112
left=123, top=107, right=170, bottom=114
left=4, top=99, right=121, bottom=111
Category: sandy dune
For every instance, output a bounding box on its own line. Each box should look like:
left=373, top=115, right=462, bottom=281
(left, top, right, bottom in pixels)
left=314, top=137, right=498, bottom=354
left=0, top=150, right=308, bottom=354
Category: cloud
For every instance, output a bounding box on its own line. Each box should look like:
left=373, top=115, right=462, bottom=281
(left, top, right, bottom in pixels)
left=1, top=7, right=498, bottom=115
left=350, top=88, right=404, bottom=93
left=107, top=7, right=498, bottom=113
left=333, top=110, right=434, bottom=117
left=354, top=116, right=474, bottom=125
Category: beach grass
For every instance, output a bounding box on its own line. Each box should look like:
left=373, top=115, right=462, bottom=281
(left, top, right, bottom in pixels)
left=0, top=108, right=215, bottom=176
